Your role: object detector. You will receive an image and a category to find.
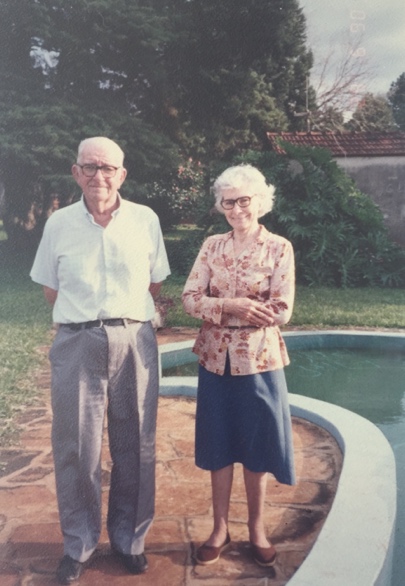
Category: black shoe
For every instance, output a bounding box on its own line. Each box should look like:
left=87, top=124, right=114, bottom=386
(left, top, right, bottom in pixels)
left=115, top=551, right=148, bottom=574
left=56, top=555, right=83, bottom=584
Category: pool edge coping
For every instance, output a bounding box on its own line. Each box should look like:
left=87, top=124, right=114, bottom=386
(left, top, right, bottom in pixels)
left=287, top=394, right=396, bottom=586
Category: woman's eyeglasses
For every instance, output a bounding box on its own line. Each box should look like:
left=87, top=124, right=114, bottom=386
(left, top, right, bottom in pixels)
left=220, top=195, right=255, bottom=210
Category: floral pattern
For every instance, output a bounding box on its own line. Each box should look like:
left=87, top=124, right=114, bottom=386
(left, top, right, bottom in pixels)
left=182, top=225, right=295, bottom=375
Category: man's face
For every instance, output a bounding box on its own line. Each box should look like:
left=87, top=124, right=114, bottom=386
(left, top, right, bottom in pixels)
left=72, top=140, right=127, bottom=210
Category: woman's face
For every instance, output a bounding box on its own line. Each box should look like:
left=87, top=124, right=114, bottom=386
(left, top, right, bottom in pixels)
left=220, top=188, right=260, bottom=232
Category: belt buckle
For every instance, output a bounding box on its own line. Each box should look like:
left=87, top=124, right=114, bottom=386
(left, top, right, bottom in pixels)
left=94, top=319, right=104, bottom=328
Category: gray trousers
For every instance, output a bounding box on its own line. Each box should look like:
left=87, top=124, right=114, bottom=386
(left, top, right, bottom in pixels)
left=49, top=321, right=159, bottom=562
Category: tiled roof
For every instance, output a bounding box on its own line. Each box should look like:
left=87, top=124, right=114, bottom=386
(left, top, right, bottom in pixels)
left=266, top=132, right=405, bottom=157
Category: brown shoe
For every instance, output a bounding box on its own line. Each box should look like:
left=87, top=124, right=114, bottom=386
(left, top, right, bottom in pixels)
left=195, top=533, right=231, bottom=565
left=251, top=543, right=277, bottom=567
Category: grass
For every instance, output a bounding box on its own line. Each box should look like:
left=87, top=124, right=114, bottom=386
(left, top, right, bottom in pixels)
left=164, top=224, right=204, bottom=241
left=162, top=274, right=405, bottom=330
left=0, top=239, right=404, bottom=446
left=0, top=254, right=53, bottom=444
left=290, top=287, right=405, bottom=329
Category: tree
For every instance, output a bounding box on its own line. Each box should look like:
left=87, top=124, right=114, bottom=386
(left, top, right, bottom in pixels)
left=345, top=93, right=397, bottom=132
left=0, top=0, right=314, bottom=250
left=162, top=0, right=313, bottom=158
left=306, top=106, right=346, bottom=132
left=296, top=30, right=375, bottom=131
left=313, top=34, right=372, bottom=108
left=0, top=0, right=180, bottom=247
left=388, top=72, right=405, bottom=130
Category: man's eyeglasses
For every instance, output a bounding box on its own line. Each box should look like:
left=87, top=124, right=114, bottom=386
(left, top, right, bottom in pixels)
left=220, top=195, right=255, bottom=210
left=77, top=164, right=121, bottom=178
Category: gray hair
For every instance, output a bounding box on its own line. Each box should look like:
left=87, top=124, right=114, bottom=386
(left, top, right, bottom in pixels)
left=212, top=164, right=275, bottom=217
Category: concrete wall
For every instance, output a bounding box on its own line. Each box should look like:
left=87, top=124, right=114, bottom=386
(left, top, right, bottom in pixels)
left=336, top=156, right=405, bottom=247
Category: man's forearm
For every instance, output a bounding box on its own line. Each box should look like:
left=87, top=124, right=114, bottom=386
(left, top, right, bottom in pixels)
left=149, top=281, right=162, bottom=300
left=43, top=286, right=58, bottom=306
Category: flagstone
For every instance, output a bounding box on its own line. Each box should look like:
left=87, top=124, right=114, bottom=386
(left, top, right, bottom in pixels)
left=0, top=330, right=343, bottom=585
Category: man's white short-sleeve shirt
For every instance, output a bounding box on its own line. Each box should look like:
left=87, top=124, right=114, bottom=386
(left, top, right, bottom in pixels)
left=30, top=196, right=171, bottom=323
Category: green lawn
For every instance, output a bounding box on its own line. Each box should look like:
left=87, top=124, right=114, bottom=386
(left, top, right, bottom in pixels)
left=290, top=286, right=405, bottom=329
left=0, top=254, right=404, bottom=445
left=163, top=274, right=405, bottom=330
left=0, top=258, right=53, bottom=444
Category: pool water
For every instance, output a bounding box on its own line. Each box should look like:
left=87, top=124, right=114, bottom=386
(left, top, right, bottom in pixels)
left=286, top=348, right=405, bottom=424
left=162, top=347, right=405, bottom=586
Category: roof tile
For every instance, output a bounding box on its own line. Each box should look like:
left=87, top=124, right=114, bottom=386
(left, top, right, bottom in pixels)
left=266, top=132, right=405, bottom=157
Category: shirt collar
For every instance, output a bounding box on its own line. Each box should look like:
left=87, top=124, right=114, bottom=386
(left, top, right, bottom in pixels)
left=80, top=193, right=122, bottom=219
left=228, top=224, right=267, bottom=244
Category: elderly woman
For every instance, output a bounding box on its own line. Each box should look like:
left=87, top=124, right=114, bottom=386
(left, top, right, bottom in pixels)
left=182, top=164, right=295, bottom=568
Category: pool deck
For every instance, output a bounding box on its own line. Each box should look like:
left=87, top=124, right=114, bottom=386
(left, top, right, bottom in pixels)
left=0, top=328, right=343, bottom=585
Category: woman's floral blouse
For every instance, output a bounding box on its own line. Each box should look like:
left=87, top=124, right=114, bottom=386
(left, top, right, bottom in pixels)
left=182, top=225, right=295, bottom=376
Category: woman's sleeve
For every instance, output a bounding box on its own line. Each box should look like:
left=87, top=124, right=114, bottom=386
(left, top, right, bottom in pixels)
left=265, top=240, right=295, bottom=327
left=181, top=239, right=224, bottom=325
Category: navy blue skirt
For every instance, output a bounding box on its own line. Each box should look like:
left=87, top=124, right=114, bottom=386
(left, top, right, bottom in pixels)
left=195, top=356, right=296, bottom=485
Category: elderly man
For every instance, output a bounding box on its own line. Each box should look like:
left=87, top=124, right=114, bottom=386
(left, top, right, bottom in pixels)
left=30, top=137, right=170, bottom=584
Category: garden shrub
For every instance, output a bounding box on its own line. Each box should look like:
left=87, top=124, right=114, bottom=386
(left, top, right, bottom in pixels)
left=225, top=145, right=405, bottom=288
left=138, top=158, right=206, bottom=230
left=140, top=145, right=405, bottom=287
left=165, top=231, right=206, bottom=276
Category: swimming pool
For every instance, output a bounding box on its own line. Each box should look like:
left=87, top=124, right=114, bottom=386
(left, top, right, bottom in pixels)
left=159, top=330, right=404, bottom=586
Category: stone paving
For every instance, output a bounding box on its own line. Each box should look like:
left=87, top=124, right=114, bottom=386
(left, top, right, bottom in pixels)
left=0, top=328, right=343, bottom=585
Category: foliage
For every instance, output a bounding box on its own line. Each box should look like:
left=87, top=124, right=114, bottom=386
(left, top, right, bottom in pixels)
left=0, top=101, right=179, bottom=248
left=208, top=146, right=405, bottom=288
left=345, top=93, right=397, bottom=132
left=164, top=0, right=312, bottom=157
left=0, top=0, right=180, bottom=248
left=388, top=72, right=405, bottom=130
left=139, top=158, right=206, bottom=229
left=0, top=0, right=315, bottom=251
left=309, top=106, right=346, bottom=132
left=165, top=231, right=207, bottom=277
left=23, top=0, right=172, bottom=113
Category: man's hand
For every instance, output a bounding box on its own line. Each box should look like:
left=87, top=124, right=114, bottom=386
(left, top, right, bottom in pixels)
left=149, top=282, right=162, bottom=300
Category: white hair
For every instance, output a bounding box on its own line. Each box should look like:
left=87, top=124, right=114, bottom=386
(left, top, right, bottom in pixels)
left=77, top=137, right=125, bottom=165
left=212, top=164, right=275, bottom=217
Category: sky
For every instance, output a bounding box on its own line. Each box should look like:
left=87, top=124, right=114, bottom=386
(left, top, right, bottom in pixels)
left=299, top=0, right=405, bottom=98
